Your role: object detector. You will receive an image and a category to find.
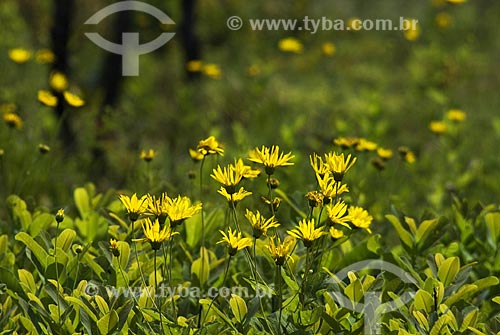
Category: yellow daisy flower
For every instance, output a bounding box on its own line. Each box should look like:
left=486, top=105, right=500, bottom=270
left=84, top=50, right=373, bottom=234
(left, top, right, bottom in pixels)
left=324, top=152, right=357, bottom=182
left=322, top=42, right=336, bottom=56
left=429, top=121, right=447, bottom=135
left=309, top=153, right=329, bottom=176
left=211, top=164, right=243, bottom=194
left=355, top=138, right=378, bottom=152
left=329, top=227, right=344, bottom=240
left=347, top=206, right=373, bottom=233
left=197, top=136, right=224, bottom=156
left=267, top=236, right=295, bottom=266
left=333, top=137, right=360, bottom=149
left=118, top=193, right=148, bottom=222
left=164, top=195, right=202, bottom=226
left=287, top=218, right=326, bottom=248
left=189, top=148, right=204, bottom=161
left=248, top=145, right=294, bottom=175
left=446, top=109, right=466, bottom=122
left=326, top=201, right=350, bottom=228
left=133, top=218, right=178, bottom=250
left=316, top=172, right=349, bottom=201
left=217, top=187, right=252, bottom=206
left=377, top=148, right=393, bottom=160
left=217, top=227, right=252, bottom=256
left=234, top=158, right=261, bottom=179
left=50, top=71, right=68, bottom=92
left=245, top=209, right=280, bottom=238
left=186, top=60, right=203, bottom=72
left=203, top=63, right=222, bottom=79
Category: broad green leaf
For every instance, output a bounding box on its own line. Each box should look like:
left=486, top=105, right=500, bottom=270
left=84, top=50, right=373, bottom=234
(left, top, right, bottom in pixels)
left=460, top=309, right=478, bottom=331
left=74, top=187, right=91, bottom=218
left=191, top=247, right=210, bottom=287
left=19, top=316, right=36, bottom=333
left=386, top=214, right=413, bottom=248
left=404, top=217, right=418, bottom=235
left=30, top=213, right=54, bottom=237
left=56, top=229, right=76, bottom=252
left=18, top=269, right=37, bottom=293
left=416, top=219, right=439, bottom=246
left=412, top=310, right=429, bottom=331
left=413, top=289, right=433, bottom=313
left=0, top=267, right=26, bottom=299
left=15, top=232, right=48, bottom=269
left=95, top=295, right=109, bottom=315
left=281, top=267, right=299, bottom=291
left=7, top=195, right=32, bottom=231
left=229, top=294, right=247, bottom=323
left=97, top=310, right=118, bottom=335
left=437, top=257, right=460, bottom=286
left=467, top=327, right=486, bottom=335
left=485, top=212, right=500, bottom=244
left=492, top=296, right=500, bottom=304
left=118, top=241, right=130, bottom=270
left=472, top=276, right=499, bottom=291
left=344, top=277, right=363, bottom=303
left=444, top=284, right=477, bottom=306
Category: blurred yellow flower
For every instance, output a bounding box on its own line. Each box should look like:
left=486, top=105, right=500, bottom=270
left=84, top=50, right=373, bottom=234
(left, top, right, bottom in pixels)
left=377, top=148, right=393, bottom=160
left=398, top=146, right=417, bottom=164
left=429, top=120, right=448, bottom=135
left=435, top=12, right=452, bottom=29
left=316, top=172, right=349, bottom=200
left=447, top=0, right=466, bottom=4
left=217, top=227, right=252, bottom=256
left=287, top=218, right=325, bottom=248
left=8, top=48, right=31, bottom=63
left=278, top=37, right=303, bottom=53
left=50, top=71, right=68, bottom=92
left=322, top=42, right=336, bottom=56
left=446, top=109, right=466, bottom=122
left=38, top=90, right=58, bottom=107
left=186, top=60, right=203, bottom=72
left=333, top=137, right=360, bottom=149
left=203, top=63, right=222, bottom=79
left=355, top=138, right=378, bottom=152
left=119, top=193, right=148, bottom=222
left=329, top=227, right=344, bottom=239
left=64, top=91, right=85, bottom=107
left=403, top=20, right=420, bottom=41
left=245, top=209, right=279, bottom=238
left=189, top=148, right=205, bottom=161
left=35, top=49, right=55, bottom=64
left=133, top=218, right=178, bottom=250
left=0, top=103, right=16, bottom=114
left=267, top=236, right=295, bottom=266
left=248, top=145, right=294, bottom=175
left=197, top=136, right=224, bottom=156
left=140, top=149, right=156, bottom=162
left=3, top=113, right=23, bottom=129
left=347, top=206, right=373, bottom=233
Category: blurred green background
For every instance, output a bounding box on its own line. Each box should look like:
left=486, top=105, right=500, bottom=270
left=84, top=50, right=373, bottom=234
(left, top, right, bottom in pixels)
left=1, top=0, right=499, bottom=223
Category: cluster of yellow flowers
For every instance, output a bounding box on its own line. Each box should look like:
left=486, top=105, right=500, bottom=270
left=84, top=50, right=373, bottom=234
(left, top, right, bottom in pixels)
left=38, top=71, right=85, bottom=108
left=429, top=109, right=466, bottom=135
left=117, top=137, right=374, bottom=270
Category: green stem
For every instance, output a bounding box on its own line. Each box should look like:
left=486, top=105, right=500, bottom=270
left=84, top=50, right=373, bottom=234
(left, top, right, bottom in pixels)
left=154, top=251, right=165, bottom=334
left=202, top=255, right=232, bottom=326
left=54, top=221, right=61, bottom=325
left=277, top=265, right=283, bottom=334
left=267, top=174, right=275, bottom=217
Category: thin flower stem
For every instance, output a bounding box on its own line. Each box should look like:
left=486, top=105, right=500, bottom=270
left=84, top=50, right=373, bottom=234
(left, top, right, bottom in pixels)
left=202, top=255, right=232, bottom=326
left=277, top=265, right=283, bottom=334
left=54, top=221, right=61, bottom=325
left=154, top=251, right=165, bottom=334
left=168, top=236, right=176, bottom=318
left=267, top=174, right=275, bottom=217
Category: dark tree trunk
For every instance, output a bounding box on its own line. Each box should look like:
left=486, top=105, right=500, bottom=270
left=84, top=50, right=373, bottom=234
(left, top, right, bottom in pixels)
left=180, top=0, right=201, bottom=80
left=51, top=0, right=76, bottom=152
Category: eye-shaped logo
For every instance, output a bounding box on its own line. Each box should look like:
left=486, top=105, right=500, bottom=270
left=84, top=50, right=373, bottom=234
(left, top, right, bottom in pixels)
left=84, top=1, right=175, bottom=76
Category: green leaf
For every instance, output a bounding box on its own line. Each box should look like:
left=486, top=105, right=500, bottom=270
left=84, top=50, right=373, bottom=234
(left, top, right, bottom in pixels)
left=459, top=309, right=478, bottom=331
left=18, top=269, right=37, bottom=293
left=229, top=294, right=247, bottom=323
left=416, top=219, right=439, bottom=247
left=472, top=276, right=499, bottom=291
left=281, top=267, right=299, bottom=292
left=30, top=213, right=54, bottom=237
left=7, top=195, right=32, bottom=231
left=344, top=277, right=363, bottom=303
left=386, top=214, right=413, bottom=248
left=0, top=267, right=26, bottom=299
left=413, top=289, right=433, bottom=313
left=15, top=232, right=48, bottom=269
left=485, top=212, right=500, bottom=244
left=191, top=247, right=210, bottom=287
left=412, top=310, right=429, bottom=331
left=97, top=310, right=118, bottom=335
left=444, top=284, right=477, bottom=306
left=492, top=296, right=500, bottom=304
left=437, top=256, right=460, bottom=286
left=74, top=187, right=91, bottom=218
left=118, top=241, right=130, bottom=270
left=56, top=229, right=76, bottom=252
